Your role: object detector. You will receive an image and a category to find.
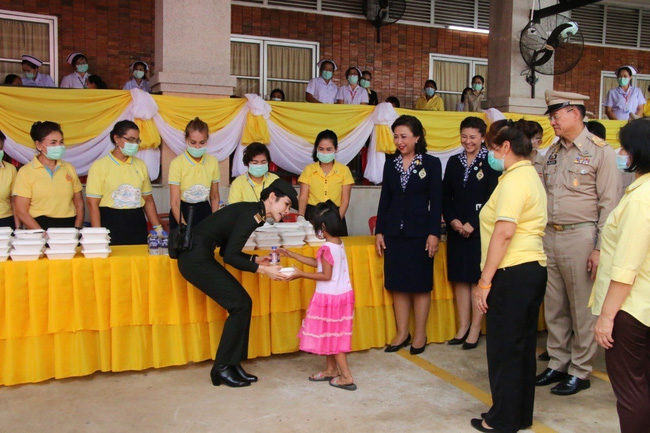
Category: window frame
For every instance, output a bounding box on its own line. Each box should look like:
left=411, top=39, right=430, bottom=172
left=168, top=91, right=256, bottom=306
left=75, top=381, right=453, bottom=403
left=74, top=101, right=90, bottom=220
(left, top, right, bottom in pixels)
left=599, top=70, right=650, bottom=119
left=428, top=53, right=488, bottom=102
left=230, top=34, right=319, bottom=100
left=0, top=9, right=59, bottom=83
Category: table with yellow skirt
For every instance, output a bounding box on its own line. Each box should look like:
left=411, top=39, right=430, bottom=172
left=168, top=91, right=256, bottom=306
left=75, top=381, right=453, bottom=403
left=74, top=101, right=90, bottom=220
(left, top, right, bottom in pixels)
left=0, top=236, right=545, bottom=386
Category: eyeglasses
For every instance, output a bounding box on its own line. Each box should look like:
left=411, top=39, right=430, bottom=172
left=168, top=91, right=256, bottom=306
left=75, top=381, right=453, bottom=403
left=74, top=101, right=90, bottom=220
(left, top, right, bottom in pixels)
left=548, top=109, right=574, bottom=123
left=122, top=136, right=142, bottom=144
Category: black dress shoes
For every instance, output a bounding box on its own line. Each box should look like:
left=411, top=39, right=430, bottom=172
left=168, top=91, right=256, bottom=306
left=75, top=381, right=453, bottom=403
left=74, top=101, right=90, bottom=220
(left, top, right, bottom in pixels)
left=538, top=350, right=550, bottom=361
left=462, top=335, right=481, bottom=350
left=410, top=338, right=427, bottom=355
left=384, top=333, right=411, bottom=352
left=551, top=375, right=590, bottom=396
left=535, top=368, right=567, bottom=386
left=210, top=365, right=250, bottom=387
left=447, top=328, right=470, bottom=345
left=470, top=418, right=501, bottom=432
left=233, top=363, right=258, bottom=382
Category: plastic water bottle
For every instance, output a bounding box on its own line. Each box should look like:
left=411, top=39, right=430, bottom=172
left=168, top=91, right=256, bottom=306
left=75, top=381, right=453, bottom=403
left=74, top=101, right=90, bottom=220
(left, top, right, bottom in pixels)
left=270, top=246, right=279, bottom=265
left=159, top=231, right=168, bottom=255
left=147, top=230, right=159, bottom=255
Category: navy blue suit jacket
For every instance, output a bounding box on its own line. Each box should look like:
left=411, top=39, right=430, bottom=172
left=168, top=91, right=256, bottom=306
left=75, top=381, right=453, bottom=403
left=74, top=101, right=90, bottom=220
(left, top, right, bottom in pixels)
left=376, top=153, right=443, bottom=238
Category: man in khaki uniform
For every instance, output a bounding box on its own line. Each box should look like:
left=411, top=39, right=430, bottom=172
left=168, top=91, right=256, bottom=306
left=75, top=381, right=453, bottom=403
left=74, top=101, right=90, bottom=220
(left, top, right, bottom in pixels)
left=535, top=90, right=620, bottom=395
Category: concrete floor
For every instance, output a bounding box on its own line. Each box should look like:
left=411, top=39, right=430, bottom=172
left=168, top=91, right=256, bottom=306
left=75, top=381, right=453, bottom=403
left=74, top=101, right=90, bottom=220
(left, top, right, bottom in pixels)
left=0, top=333, right=619, bottom=433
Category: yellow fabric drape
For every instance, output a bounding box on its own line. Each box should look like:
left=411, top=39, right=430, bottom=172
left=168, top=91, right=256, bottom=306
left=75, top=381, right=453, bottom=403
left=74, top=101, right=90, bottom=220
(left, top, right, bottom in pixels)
left=269, top=102, right=374, bottom=143
left=0, top=237, right=459, bottom=386
left=0, top=87, right=132, bottom=146
left=374, top=124, right=396, bottom=153
left=154, top=94, right=245, bottom=133
left=133, top=118, right=161, bottom=150
left=242, top=111, right=270, bottom=145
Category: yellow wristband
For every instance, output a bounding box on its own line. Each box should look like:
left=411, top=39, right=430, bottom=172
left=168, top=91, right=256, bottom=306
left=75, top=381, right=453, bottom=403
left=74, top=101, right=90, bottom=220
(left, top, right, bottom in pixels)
left=478, top=281, right=492, bottom=290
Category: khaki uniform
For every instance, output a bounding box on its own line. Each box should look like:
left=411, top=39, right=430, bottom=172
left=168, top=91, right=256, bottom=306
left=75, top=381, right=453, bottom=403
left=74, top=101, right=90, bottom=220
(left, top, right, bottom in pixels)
left=532, top=149, right=545, bottom=182
left=542, top=126, right=620, bottom=379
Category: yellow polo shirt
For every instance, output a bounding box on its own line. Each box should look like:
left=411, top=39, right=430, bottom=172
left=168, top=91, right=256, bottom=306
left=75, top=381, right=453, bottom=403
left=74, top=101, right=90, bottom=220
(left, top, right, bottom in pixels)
left=298, top=161, right=354, bottom=206
left=480, top=160, right=547, bottom=269
left=415, top=95, right=444, bottom=111
left=86, top=151, right=152, bottom=209
left=168, top=152, right=221, bottom=204
left=228, top=172, right=279, bottom=204
left=13, top=156, right=82, bottom=218
left=0, top=161, right=17, bottom=218
left=644, top=100, right=650, bottom=117
left=590, top=173, right=650, bottom=326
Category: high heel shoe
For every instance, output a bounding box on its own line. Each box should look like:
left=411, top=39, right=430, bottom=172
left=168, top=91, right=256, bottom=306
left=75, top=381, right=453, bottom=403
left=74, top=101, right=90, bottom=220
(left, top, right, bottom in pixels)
left=233, top=363, right=258, bottom=382
left=410, top=338, right=427, bottom=355
left=462, top=334, right=481, bottom=350
left=384, top=333, right=411, bottom=352
left=447, top=328, right=470, bottom=345
left=210, top=365, right=250, bottom=387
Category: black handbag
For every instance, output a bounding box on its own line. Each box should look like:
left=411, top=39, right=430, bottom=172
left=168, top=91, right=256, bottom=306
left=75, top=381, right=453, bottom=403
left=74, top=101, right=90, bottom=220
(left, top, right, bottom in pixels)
left=168, top=205, right=195, bottom=259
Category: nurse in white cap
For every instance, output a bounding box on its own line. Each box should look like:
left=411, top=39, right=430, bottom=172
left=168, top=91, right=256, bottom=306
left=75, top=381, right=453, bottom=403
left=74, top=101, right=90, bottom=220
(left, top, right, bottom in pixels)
left=305, top=59, right=339, bottom=104
left=123, top=61, right=151, bottom=92
left=21, top=55, right=56, bottom=87
left=603, top=65, right=646, bottom=120
left=60, top=52, right=91, bottom=89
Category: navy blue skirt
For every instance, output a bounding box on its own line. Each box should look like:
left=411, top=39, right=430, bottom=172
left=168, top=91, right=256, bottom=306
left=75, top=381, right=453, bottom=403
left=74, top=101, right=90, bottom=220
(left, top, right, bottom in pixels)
left=384, top=234, right=434, bottom=293
left=446, top=230, right=481, bottom=284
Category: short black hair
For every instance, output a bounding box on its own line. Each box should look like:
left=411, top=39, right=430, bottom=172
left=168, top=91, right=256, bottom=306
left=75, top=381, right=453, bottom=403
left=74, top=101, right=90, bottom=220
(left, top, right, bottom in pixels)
left=88, top=75, right=107, bottom=89
left=586, top=121, right=606, bottom=140
left=243, top=142, right=271, bottom=166
left=616, top=67, right=633, bottom=77
left=72, top=54, right=87, bottom=66
left=21, top=60, right=38, bottom=69
left=460, top=116, right=487, bottom=136
left=489, top=119, right=533, bottom=158
left=472, top=75, right=485, bottom=84
left=345, top=67, right=360, bottom=78
left=516, top=119, right=543, bottom=140
left=424, top=79, right=437, bottom=90
left=110, top=120, right=139, bottom=145
left=619, top=118, right=650, bottom=175
left=309, top=200, right=345, bottom=237
left=4, top=74, right=21, bottom=85
left=391, top=115, right=428, bottom=155
left=132, top=61, right=148, bottom=70
left=269, top=88, right=285, bottom=100
left=385, top=96, right=400, bottom=108
left=361, top=70, right=372, bottom=78
left=312, top=129, right=338, bottom=162
left=30, top=121, right=63, bottom=142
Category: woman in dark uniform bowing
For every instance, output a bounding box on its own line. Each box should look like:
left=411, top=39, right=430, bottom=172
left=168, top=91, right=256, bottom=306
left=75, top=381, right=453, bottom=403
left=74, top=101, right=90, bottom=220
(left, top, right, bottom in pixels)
left=443, top=117, right=499, bottom=350
left=375, top=115, right=443, bottom=355
left=177, top=179, right=296, bottom=387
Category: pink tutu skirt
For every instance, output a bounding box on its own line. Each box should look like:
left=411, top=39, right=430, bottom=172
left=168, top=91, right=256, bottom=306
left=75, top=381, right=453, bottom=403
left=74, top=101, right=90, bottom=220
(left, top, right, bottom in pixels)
left=298, top=290, right=355, bottom=355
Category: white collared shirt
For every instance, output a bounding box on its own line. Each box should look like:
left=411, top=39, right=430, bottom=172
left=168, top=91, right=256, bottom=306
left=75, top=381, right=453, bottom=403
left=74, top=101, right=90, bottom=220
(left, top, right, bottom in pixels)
left=22, top=73, right=56, bottom=88
left=123, top=78, right=151, bottom=93
left=306, top=77, right=338, bottom=104
left=60, top=72, right=90, bottom=89
left=336, top=84, right=369, bottom=105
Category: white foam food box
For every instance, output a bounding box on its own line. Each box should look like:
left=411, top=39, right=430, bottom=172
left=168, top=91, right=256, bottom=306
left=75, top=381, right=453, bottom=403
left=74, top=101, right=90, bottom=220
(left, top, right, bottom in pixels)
left=45, top=249, right=77, bottom=260
left=14, top=229, right=45, bottom=240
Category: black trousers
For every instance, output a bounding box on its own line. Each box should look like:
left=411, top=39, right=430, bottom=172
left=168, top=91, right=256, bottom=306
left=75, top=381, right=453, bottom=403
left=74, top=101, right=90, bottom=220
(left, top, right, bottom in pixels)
left=0, top=215, right=15, bottom=229
left=169, top=201, right=212, bottom=231
left=34, top=216, right=75, bottom=230
left=484, top=261, right=547, bottom=433
left=606, top=310, right=650, bottom=433
left=177, top=242, right=252, bottom=366
left=99, top=207, right=147, bottom=245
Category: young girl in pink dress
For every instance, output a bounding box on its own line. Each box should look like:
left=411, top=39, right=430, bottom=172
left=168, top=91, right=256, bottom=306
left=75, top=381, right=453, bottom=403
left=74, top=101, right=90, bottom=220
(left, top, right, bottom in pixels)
left=280, top=201, right=356, bottom=391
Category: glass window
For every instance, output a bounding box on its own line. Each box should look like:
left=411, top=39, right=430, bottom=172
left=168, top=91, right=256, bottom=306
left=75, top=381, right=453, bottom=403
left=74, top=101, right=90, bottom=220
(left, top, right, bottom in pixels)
left=0, top=11, right=58, bottom=83
left=430, top=55, right=488, bottom=111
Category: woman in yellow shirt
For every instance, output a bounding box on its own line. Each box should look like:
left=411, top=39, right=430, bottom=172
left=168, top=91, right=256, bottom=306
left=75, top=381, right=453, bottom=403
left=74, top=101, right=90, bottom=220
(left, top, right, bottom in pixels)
left=228, top=142, right=278, bottom=204
left=414, top=79, right=444, bottom=111
left=0, top=131, right=18, bottom=228
left=168, top=118, right=220, bottom=230
left=472, top=120, right=548, bottom=433
left=591, top=118, right=650, bottom=433
left=298, top=129, right=353, bottom=235
left=86, top=120, right=162, bottom=245
left=13, top=121, right=84, bottom=230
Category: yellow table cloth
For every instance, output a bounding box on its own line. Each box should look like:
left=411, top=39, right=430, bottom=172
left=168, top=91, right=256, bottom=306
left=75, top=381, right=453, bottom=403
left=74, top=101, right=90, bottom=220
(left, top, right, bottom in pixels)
left=0, top=237, right=458, bottom=386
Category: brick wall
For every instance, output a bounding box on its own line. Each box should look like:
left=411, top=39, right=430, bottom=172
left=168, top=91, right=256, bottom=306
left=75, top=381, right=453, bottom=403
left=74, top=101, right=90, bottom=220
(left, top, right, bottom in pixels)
left=232, top=4, right=488, bottom=108
left=0, top=0, right=154, bottom=90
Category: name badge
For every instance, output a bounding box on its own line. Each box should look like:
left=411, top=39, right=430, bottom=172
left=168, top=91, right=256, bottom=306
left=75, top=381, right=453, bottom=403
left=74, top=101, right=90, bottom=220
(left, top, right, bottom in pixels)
left=419, top=169, right=427, bottom=179
left=476, top=169, right=484, bottom=180
left=547, top=152, right=558, bottom=166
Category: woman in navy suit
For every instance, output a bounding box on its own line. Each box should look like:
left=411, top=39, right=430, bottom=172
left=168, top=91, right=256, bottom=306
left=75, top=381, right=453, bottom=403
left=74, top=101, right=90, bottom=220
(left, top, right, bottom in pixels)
left=375, top=115, right=443, bottom=355
left=443, top=117, right=499, bottom=350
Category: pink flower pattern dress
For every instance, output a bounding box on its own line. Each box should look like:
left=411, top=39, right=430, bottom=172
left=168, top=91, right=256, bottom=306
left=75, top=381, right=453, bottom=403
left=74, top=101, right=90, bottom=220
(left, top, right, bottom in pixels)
left=298, top=241, right=355, bottom=355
